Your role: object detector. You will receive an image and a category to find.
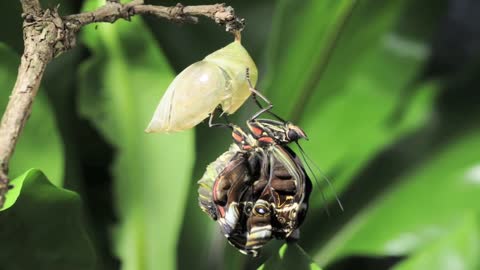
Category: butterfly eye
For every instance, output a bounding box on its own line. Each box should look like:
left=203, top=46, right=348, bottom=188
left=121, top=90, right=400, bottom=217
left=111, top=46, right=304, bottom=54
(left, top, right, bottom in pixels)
left=287, top=130, right=299, bottom=141
left=286, top=124, right=308, bottom=141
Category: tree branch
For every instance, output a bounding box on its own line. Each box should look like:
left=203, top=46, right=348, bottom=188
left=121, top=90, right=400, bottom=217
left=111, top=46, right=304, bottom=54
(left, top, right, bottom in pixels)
left=0, top=1, right=244, bottom=208
left=64, top=1, right=244, bottom=33
left=20, top=0, right=42, bottom=15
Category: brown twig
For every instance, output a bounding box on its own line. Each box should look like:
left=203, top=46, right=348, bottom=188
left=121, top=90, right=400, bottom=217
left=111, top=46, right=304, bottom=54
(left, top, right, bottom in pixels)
left=20, top=0, right=41, bottom=15
left=64, top=1, right=244, bottom=32
left=0, top=1, right=243, bottom=208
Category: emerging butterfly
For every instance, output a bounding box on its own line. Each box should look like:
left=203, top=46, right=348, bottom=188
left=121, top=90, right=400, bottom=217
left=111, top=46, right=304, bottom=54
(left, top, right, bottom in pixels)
left=198, top=117, right=312, bottom=256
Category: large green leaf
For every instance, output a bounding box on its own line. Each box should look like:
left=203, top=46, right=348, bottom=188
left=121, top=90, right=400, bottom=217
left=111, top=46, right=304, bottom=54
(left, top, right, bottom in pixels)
left=258, top=0, right=452, bottom=267
left=263, top=0, right=358, bottom=117
left=0, top=43, right=64, bottom=185
left=393, top=212, right=480, bottom=270
left=264, top=0, right=437, bottom=206
left=0, top=167, right=29, bottom=211
left=314, top=127, right=480, bottom=265
left=0, top=169, right=96, bottom=269
left=78, top=1, right=195, bottom=269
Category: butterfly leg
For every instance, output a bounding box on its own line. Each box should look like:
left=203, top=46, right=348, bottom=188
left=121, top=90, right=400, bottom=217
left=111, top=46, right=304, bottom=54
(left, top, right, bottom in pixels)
left=245, top=68, right=285, bottom=122
left=208, top=107, right=233, bottom=129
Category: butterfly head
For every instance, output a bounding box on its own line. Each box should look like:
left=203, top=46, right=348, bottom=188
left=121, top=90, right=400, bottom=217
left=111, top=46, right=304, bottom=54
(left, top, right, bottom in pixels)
left=247, top=119, right=308, bottom=144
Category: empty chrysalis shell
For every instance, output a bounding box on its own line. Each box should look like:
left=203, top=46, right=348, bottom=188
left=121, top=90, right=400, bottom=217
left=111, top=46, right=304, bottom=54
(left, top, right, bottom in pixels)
left=145, top=40, right=258, bottom=133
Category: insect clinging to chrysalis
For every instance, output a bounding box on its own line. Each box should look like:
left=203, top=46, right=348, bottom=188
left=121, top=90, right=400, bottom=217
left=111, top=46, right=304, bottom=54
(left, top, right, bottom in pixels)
left=195, top=68, right=321, bottom=256
left=145, top=30, right=341, bottom=256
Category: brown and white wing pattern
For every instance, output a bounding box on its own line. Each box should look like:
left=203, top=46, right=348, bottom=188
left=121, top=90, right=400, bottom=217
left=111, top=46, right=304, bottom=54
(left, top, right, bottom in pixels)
left=197, top=129, right=313, bottom=257
left=198, top=144, right=240, bottom=221
left=262, top=145, right=311, bottom=239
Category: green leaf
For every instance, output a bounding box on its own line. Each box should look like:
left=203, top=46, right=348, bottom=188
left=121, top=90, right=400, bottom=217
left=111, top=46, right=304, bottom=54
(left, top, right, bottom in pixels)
left=393, top=212, right=480, bottom=270
left=79, top=1, right=195, bottom=269
left=1, top=169, right=29, bottom=211
left=259, top=0, right=450, bottom=266
left=314, top=127, right=480, bottom=265
left=259, top=244, right=322, bottom=270
left=263, top=0, right=437, bottom=206
left=264, top=0, right=359, bottom=117
left=0, top=43, right=64, bottom=185
left=0, top=169, right=96, bottom=269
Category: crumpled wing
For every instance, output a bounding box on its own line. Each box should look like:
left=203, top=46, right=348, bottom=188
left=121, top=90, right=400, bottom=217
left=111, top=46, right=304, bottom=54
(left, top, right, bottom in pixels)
left=198, top=144, right=240, bottom=220
left=264, top=145, right=311, bottom=238
left=212, top=152, right=252, bottom=237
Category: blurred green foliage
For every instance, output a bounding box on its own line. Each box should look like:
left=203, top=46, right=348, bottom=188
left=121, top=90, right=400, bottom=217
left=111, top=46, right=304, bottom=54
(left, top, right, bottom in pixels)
left=264, top=0, right=437, bottom=204
left=314, top=128, right=480, bottom=265
left=78, top=1, right=194, bottom=269
left=0, top=0, right=479, bottom=270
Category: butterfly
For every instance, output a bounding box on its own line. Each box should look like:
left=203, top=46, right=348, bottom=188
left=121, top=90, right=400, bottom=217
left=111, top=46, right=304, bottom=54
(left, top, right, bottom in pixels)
left=198, top=118, right=312, bottom=256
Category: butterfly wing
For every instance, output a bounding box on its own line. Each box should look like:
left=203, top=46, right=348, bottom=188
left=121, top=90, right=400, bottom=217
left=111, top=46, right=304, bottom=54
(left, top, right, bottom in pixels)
left=265, top=145, right=312, bottom=238
left=213, top=154, right=248, bottom=235
left=198, top=144, right=240, bottom=220
left=198, top=141, right=312, bottom=256
left=241, top=145, right=312, bottom=254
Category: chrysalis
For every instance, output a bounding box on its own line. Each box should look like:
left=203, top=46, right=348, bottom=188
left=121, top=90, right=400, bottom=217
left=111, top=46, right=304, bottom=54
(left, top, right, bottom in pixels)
left=145, top=40, right=258, bottom=133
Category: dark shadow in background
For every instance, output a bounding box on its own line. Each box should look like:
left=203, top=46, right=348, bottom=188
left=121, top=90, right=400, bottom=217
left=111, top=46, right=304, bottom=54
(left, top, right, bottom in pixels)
left=42, top=4, right=121, bottom=267
left=44, top=47, right=121, bottom=270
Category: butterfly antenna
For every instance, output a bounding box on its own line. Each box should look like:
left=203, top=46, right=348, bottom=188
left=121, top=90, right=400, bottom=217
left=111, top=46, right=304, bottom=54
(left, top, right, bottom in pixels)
left=297, top=144, right=331, bottom=216
left=296, top=142, right=344, bottom=211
